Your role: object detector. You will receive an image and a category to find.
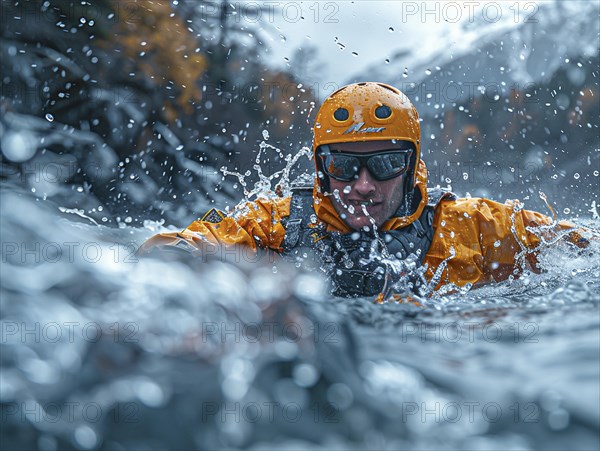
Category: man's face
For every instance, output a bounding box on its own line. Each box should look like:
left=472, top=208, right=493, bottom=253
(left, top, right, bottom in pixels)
left=325, top=140, right=407, bottom=231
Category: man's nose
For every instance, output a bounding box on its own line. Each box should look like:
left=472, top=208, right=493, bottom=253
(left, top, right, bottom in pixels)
left=353, top=167, right=376, bottom=196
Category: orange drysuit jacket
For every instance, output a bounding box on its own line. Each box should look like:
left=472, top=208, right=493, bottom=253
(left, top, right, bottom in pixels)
left=139, top=160, right=585, bottom=291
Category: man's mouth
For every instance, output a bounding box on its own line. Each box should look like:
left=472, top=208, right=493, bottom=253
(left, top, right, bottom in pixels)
left=348, top=199, right=381, bottom=210
left=349, top=199, right=379, bottom=204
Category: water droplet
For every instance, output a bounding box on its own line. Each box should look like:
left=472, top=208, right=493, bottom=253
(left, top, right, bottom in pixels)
left=494, top=240, right=501, bottom=248
left=548, top=409, right=570, bottom=431
left=45, top=113, right=54, bottom=122
left=343, top=186, right=351, bottom=194
left=74, top=425, right=97, bottom=450
left=388, top=27, right=394, bottom=32
left=573, top=173, right=580, bottom=179
left=563, top=208, right=571, bottom=214
left=462, top=172, right=469, bottom=180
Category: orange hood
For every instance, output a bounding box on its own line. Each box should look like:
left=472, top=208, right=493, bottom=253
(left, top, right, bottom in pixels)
left=312, top=159, right=429, bottom=233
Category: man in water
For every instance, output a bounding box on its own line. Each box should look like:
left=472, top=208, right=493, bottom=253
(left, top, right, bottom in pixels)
left=140, top=82, right=588, bottom=298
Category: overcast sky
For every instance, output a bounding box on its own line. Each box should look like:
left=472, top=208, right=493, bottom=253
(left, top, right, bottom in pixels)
left=253, top=1, right=539, bottom=83
left=263, top=1, right=443, bottom=83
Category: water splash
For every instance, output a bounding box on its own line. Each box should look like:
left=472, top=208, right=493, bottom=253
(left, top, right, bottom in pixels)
left=221, top=143, right=598, bottom=304
left=221, top=142, right=312, bottom=202
left=58, top=206, right=99, bottom=225
left=589, top=200, right=599, bottom=220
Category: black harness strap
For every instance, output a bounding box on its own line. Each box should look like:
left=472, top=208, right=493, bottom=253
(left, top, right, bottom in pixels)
left=281, top=185, right=323, bottom=253
left=280, top=183, right=455, bottom=297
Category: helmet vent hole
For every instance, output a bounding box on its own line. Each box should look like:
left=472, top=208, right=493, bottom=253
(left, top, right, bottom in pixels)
left=333, top=108, right=350, bottom=121
left=375, top=105, right=392, bottom=119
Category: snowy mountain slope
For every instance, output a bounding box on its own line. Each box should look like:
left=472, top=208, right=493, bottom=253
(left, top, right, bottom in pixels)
left=354, top=1, right=599, bottom=114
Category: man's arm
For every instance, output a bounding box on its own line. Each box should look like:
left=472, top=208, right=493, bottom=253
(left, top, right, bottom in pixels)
left=423, top=197, right=591, bottom=290
left=476, top=198, right=590, bottom=282
left=137, top=196, right=292, bottom=257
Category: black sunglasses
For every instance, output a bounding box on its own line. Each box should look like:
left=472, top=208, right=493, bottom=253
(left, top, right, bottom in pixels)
left=317, top=146, right=413, bottom=182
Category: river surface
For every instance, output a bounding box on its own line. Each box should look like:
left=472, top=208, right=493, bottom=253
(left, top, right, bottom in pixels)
left=1, top=186, right=599, bottom=451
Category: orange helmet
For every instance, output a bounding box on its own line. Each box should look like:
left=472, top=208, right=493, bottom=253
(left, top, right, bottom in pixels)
left=313, top=82, right=421, bottom=187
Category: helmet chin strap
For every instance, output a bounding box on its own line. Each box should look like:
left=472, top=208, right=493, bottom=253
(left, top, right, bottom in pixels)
left=315, top=145, right=331, bottom=194
left=394, top=183, right=415, bottom=218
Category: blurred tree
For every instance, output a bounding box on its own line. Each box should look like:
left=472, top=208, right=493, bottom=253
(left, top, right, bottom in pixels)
left=1, top=0, right=315, bottom=226
left=177, top=0, right=315, bottom=177
left=1, top=0, right=231, bottom=226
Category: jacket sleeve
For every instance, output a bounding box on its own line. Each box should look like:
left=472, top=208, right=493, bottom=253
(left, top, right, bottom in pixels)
left=138, top=196, right=291, bottom=257
left=424, top=198, right=589, bottom=289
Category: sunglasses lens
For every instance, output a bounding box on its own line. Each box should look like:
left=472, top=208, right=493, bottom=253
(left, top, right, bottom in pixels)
left=321, top=154, right=359, bottom=181
left=319, top=149, right=412, bottom=182
left=368, top=152, right=410, bottom=180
